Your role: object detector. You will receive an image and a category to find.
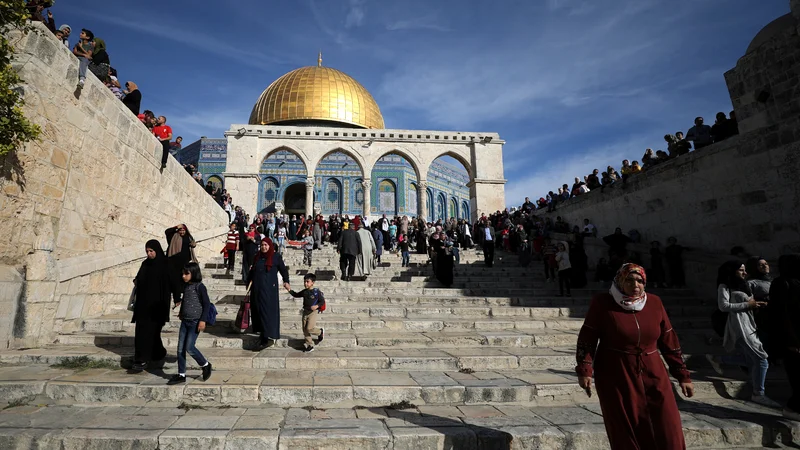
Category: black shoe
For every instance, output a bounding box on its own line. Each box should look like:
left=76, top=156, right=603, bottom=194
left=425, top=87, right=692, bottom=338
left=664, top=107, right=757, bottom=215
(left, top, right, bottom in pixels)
left=167, top=374, right=185, bottom=385
left=318, top=328, right=324, bottom=342
left=305, top=345, right=315, bottom=353
left=202, top=362, right=213, bottom=381
left=265, top=339, right=275, bottom=348
left=130, top=361, right=147, bottom=372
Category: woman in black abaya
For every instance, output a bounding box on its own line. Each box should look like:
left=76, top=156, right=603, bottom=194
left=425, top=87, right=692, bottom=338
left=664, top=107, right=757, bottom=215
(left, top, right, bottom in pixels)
left=131, top=240, right=172, bottom=372
left=248, top=237, right=291, bottom=350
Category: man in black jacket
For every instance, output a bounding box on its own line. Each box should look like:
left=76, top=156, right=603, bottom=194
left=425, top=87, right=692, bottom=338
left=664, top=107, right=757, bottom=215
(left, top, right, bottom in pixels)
left=480, top=220, right=496, bottom=267
left=337, top=224, right=362, bottom=281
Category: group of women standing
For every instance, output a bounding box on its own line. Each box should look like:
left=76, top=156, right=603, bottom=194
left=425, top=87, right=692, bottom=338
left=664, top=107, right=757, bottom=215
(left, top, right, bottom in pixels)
left=706, top=256, right=800, bottom=419
left=132, top=225, right=291, bottom=370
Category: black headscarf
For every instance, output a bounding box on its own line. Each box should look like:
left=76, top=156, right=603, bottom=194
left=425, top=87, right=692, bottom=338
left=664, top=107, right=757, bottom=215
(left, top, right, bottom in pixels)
left=717, top=260, right=752, bottom=296
left=778, top=254, right=800, bottom=280
left=133, top=240, right=172, bottom=323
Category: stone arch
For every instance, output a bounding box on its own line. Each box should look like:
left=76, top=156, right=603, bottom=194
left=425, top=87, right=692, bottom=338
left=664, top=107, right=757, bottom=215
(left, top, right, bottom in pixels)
left=261, top=146, right=309, bottom=177
left=310, top=148, right=366, bottom=178
left=369, top=149, right=422, bottom=182
left=424, top=150, right=472, bottom=179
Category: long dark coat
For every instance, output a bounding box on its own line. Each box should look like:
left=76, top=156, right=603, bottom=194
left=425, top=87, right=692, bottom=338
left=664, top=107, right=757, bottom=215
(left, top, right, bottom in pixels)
left=165, top=227, right=194, bottom=302
left=250, top=253, right=290, bottom=343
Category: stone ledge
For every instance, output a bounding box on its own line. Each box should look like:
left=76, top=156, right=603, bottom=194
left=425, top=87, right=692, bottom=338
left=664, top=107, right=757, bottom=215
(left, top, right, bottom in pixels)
left=57, top=226, right=228, bottom=282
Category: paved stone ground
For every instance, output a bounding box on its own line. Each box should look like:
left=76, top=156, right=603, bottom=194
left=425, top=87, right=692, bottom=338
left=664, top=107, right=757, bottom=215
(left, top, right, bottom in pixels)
left=0, top=246, right=796, bottom=449
left=0, top=398, right=796, bottom=449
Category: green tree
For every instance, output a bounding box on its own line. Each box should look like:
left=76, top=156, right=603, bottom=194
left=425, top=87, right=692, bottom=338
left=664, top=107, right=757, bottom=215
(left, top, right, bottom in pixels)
left=0, top=0, right=42, bottom=156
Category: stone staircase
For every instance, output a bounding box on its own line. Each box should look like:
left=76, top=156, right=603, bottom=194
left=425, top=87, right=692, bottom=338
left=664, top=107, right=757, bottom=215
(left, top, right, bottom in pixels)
left=0, top=245, right=796, bottom=449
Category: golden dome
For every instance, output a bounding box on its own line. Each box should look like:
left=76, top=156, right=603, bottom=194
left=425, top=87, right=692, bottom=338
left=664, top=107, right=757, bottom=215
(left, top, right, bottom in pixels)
left=249, top=60, right=385, bottom=129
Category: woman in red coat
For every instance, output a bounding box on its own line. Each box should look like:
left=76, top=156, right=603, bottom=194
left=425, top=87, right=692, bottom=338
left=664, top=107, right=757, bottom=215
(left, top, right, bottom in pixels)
left=576, top=263, right=695, bottom=449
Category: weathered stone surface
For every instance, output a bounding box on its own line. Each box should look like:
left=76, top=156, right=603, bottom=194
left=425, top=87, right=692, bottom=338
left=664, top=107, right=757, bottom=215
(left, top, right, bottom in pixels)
left=278, top=419, right=392, bottom=450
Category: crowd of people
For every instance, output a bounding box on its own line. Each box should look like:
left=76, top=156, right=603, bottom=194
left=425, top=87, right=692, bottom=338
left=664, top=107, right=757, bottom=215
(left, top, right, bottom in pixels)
left=516, top=112, right=740, bottom=212
left=26, top=1, right=183, bottom=170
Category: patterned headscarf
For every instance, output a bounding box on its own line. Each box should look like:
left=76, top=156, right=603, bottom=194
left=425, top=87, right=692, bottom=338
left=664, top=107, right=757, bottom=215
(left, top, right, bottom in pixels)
left=610, top=263, right=648, bottom=311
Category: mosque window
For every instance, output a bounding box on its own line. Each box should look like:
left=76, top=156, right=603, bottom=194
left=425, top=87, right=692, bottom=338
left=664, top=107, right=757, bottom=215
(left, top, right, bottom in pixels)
left=354, top=181, right=364, bottom=207
left=449, top=198, right=458, bottom=218
left=426, top=189, right=434, bottom=222
left=324, top=179, right=342, bottom=213
left=436, top=193, right=446, bottom=221
left=263, top=178, right=279, bottom=203
left=378, top=180, right=396, bottom=215
left=461, top=201, right=470, bottom=220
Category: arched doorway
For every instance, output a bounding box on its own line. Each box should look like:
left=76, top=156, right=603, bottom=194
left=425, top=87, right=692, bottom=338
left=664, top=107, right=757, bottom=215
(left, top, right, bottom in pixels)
left=207, top=175, right=224, bottom=191
left=283, top=183, right=306, bottom=216
left=377, top=179, right=397, bottom=216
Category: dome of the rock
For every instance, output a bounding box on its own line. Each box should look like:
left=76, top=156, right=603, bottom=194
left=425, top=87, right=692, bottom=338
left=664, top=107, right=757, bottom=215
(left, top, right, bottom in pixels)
left=248, top=59, right=385, bottom=129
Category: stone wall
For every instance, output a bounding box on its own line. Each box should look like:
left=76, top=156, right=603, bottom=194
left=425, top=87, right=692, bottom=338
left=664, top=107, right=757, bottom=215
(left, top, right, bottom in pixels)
left=539, top=129, right=800, bottom=280
left=725, top=9, right=800, bottom=135
left=0, top=24, right=230, bottom=347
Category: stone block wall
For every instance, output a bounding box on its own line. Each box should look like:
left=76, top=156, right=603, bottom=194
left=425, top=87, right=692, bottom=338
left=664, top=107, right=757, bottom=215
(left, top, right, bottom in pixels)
left=0, top=24, right=230, bottom=347
left=725, top=11, right=799, bottom=134
left=538, top=128, right=800, bottom=285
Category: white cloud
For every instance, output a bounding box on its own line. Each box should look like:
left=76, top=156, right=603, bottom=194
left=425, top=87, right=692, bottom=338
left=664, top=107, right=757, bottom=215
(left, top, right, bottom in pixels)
left=387, top=15, right=450, bottom=32
left=345, top=0, right=366, bottom=28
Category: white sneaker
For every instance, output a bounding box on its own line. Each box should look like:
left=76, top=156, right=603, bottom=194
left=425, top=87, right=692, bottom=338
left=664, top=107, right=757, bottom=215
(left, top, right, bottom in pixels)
left=78, top=77, right=85, bottom=87
left=750, top=394, right=781, bottom=408
left=705, top=354, right=724, bottom=376
left=782, top=408, right=800, bottom=421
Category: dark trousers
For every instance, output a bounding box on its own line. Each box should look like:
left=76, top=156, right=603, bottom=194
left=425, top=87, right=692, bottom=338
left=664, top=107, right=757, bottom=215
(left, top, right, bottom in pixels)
left=383, top=230, right=391, bottom=250
left=483, top=240, right=494, bottom=267
left=558, top=268, right=572, bottom=295
left=226, top=248, right=236, bottom=270
left=177, top=319, right=207, bottom=374
left=160, top=140, right=170, bottom=167
left=134, top=318, right=166, bottom=364
left=340, top=253, right=356, bottom=278
left=785, top=352, right=800, bottom=414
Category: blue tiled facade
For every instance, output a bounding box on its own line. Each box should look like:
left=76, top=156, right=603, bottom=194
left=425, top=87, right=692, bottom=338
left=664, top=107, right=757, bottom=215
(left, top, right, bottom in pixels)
left=177, top=138, right=470, bottom=221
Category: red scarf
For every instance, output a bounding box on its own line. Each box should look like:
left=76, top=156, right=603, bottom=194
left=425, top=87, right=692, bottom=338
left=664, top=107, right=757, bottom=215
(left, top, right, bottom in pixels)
left=253, top=236, right=276, bottom=272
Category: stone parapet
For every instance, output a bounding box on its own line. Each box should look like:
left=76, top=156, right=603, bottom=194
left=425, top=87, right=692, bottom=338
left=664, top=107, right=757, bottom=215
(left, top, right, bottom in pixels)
left=1, top=23, right=230, bottom=346
left=535, top=124, right=800, bottom=271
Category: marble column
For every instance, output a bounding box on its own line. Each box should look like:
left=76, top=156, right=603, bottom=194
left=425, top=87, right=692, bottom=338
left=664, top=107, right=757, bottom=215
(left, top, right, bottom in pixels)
left=305, top=177, right=315, bottom=219
left=417, top=180, right=428, bottom=220
left=361, top=179, right=372, bottom=219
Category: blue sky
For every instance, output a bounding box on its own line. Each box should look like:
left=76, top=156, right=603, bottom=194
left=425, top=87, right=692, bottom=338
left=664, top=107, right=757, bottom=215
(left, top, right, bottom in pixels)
left=53, top=0, right=789, bottom=208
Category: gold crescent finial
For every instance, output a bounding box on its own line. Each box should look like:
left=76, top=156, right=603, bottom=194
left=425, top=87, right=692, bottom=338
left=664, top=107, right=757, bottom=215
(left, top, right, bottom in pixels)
left=318, top=51, right=322, bottom=67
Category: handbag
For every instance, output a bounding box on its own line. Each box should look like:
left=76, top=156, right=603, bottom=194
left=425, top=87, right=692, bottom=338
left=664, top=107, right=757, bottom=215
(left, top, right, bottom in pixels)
left=127, top=283, right=137, bottom=312
left=234, top=284, right=252, bottom=332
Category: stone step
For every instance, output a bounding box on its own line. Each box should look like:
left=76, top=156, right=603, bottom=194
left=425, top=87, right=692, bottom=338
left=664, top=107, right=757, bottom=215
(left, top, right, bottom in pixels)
left=0, top=361, right=790, bottom=409
left=55, top=327, right=712, bottom=351
left=0, top=399, right=793, bottom=449
left=81, top=313, right=714, bottom=335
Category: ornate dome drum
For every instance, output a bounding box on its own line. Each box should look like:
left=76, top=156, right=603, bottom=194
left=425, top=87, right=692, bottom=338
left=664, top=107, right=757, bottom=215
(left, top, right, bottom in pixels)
left=248, top=59, right=385, bottom=129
